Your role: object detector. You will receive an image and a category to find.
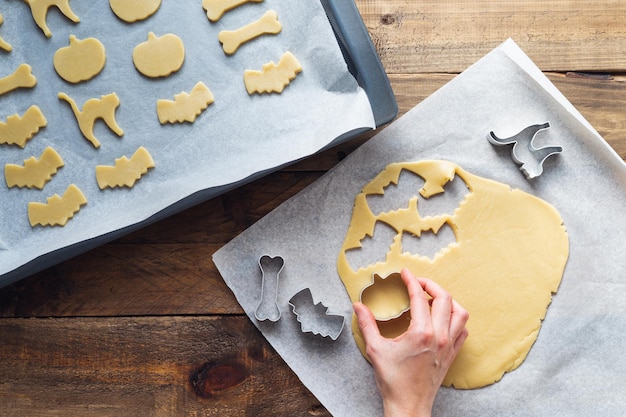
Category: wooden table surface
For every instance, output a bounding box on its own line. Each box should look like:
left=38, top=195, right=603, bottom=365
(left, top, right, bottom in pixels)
left=1, top=1, right=625, bottom=416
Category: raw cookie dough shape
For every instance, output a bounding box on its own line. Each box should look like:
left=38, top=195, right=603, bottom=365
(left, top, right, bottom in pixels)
left=157, top=82, right=214, bottom=124
left=0, top=105, right=47, bottom=148
left=244, top=51, right=302, bottom=95
left=218, top=10, right=281, bottom=55
left=109, top=0, right=161, bottom=22
left=337, top=160, right=569, bottom=389
left=24, top=0, right=80, bottom=38
left=202, top=0, right=263, bottom=22
left=5, top=146, right=64, bottom=189
left=0, top=64, right=37, bottom=97
left=28, top=183, right=87, bottom=227
left=132, top=32, right=184, bottom=78
left=288, top=288, right=345, bottom=341
left=58, top=92, right=123, bottom=149
left=488, top=122, right=563, bottom=179
left=95, top=146, right=154, bottom=189
left=54, top=35, right=106, bottom=83
left=0, top=14, right=12, bottom=52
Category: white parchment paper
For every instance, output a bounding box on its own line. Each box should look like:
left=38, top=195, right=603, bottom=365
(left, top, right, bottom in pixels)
left=0, top=0, right=375, bottom=280
left=213, top=40, right=626, bottom=416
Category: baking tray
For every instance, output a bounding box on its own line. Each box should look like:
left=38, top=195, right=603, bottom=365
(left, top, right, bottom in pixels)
left=0, top=0, right=397, bottom=288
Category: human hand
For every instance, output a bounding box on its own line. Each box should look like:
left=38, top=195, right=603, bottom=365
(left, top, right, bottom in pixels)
left=353, top=268, right=469, bottom=417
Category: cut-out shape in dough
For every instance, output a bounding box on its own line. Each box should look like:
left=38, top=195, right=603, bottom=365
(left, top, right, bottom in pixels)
left=132, top=32, right=184, bottom=78
left=58, top=92, right=123, bottom=149
left=24, top=0, right=80, bottom=38
left=5, top=146, right=64, bottom=189
left=95, top=146, right=154, bottom=189
left=0, top=14, right=13, bottom=52
left=109, top=0, right=161, bottom=22
left=53, top=35, right=106, bottom=83
left=218, top=10, right=281, bottom=55
left=489, top=122, right=562, bottom=179
left=337, top=160, right=569, bottom=389
left=0, top=105, right=47, bottom=148
left=288, top=288, right=345, bottom=341
left=157, top=82, right=214, bottom=124
left=0, top=64, right=37, bottom=97
left=202, top=0, right=263, bottom=22
left=244, top=51, right=302, bottom=95
left=28, top=184, right=87, bottom=227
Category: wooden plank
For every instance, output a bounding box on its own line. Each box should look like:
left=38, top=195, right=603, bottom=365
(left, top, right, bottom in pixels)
left=0, top=316, right=330, bottom=417
left=355, top=0, right=626, bottom=73
left=0, top=244, right=241, bottom=318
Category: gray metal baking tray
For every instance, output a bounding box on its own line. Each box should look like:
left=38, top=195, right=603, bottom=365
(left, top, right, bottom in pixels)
left=0, top=0, right=397, bottom=288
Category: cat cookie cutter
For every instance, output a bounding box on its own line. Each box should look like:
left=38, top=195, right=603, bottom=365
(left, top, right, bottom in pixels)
left=255, top=254, right=284, bottom=322
left=288, top=288, right=345, bottom=341
left=488, top=122, right=563, bottom=179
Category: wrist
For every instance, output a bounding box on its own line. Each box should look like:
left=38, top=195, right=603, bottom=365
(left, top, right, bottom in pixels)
left=383, top=400, right=432, bottom=417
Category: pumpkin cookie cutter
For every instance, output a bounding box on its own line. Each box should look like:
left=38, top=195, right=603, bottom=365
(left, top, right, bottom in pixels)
left=488, top=122, right=562, bottom=179
left=288, top=288, right=345, bottom=341
left=255, top=254, right=284, bottom=322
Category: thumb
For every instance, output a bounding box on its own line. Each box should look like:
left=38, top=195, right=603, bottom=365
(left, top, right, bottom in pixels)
left=353, top=302, right=381, bottom=343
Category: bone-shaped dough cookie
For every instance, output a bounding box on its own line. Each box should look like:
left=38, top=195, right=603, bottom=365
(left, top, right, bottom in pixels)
left=0, top=105, right=47, bottom=148
left=0, top=64, right=37, bottom=97
left=5, top=146, right=64, bottom=189
left=28, top=184, right=87, bottom=227
left=218, top=10, right=281, bottom=55
left=95, top=146, right=154, bottom=189
left=202, top=0, right=263, bottom=22
left=24, top=0, right=80, bottom=38
left=0, top=14, right=13, bottom=52
left=244, top=51, right=302, bottom=95
left=157, top=82, right=214, bottom=124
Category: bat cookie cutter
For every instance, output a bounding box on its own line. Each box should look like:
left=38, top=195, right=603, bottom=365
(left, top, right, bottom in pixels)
left=488, top=122, right=562, bottom=179
left=255, top=254, right=284, bottom=322
left=288, top=288, right=345, bottom=341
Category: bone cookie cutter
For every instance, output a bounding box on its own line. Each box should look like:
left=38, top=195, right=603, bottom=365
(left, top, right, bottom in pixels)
left=255, top=255, right=284, bottom=322
left=488, top=122, right=562, bottom=179
left=288, top=288, right=345, bottom=341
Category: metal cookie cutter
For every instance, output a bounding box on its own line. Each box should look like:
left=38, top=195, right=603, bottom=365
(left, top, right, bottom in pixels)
left=255, top=255, right=284, bottom=322
left=288, top=288, right=345, bottom=340
left=488, top=122, right=563, bottom=179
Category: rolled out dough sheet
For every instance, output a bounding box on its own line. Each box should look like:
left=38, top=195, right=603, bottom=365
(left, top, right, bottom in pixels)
left=213, top=39, right=626, bottom=416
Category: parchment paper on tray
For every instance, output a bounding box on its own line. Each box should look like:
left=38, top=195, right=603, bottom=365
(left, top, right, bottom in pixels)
left=0, top=0, right=375, bottom=284
left=213, top=39, right=626, bottom=417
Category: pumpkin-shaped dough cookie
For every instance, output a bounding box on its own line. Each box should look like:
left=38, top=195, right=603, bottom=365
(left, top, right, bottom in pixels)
left=132, top=32, right=184, bottom=78
left=53, top=35, right=106, bottom=83
left=110, top=0, right=161, bottom=22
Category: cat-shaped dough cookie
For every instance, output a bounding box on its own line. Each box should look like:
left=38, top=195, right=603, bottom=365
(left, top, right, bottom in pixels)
left=58, top=92, right=123, bottom=148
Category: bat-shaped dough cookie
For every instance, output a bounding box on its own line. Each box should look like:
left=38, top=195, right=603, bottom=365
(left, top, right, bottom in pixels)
left=157, top=82, right=214, bottom=124
left=0, top=105, right=47, bottom=148
left=95, top=146, right=154, bottom=189
left=244, top=51, right=302, bottom=95
left=5, top=146, right=64, bottom=189
left=28, top=184, right=87, bottom=227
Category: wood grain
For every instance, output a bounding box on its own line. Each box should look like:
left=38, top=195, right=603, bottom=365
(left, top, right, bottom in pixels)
left=355, top=0, right=626, bottom=73
left=0, top=316, right=329, bottom=417
left=1, top=1, right=625, bottom=416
